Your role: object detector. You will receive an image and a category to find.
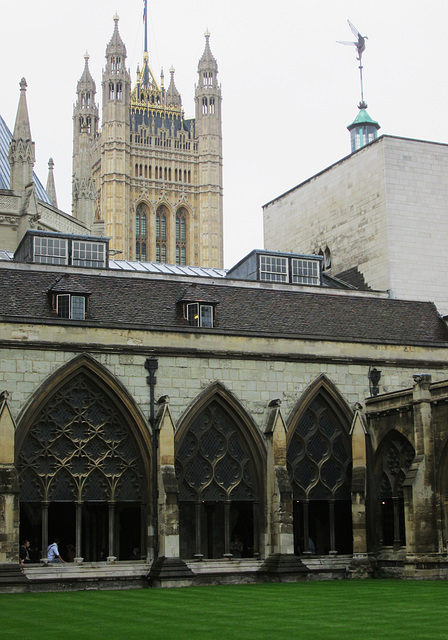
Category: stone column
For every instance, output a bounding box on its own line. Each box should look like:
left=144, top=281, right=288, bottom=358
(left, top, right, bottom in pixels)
left=405, top=374, right=438, bottom=554
left=74, top=503, right=83, bottom=563
left=265, top=400, right=294, bottom=555
left=107, top=502, right=116, bottom=562
left=0, top=392, right=20, bottom=564
left=155, top=398, right=181, bottom=558
left=350, top=406, right=368, bottom=556
left=149, top=398, right=194, bottom=586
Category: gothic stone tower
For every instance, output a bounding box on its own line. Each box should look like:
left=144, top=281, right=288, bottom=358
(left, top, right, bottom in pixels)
left=72, top=15, right=223, bottom=268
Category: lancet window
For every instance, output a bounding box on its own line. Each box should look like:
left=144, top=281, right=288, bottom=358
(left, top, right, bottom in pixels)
left=136, top=202, right=149, bottom=261
left=156, top=205, right=168, bottom=263
left=376, top=435, right=414, bottom=548
left=176, top=208, right=187, bottom=266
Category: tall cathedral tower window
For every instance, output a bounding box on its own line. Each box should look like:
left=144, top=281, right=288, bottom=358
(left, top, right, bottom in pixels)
left=136, top=202, right=148, bottom=261
left=156, top=205, right=168, bottom=263
left=176, top=208, right=187, bottom=265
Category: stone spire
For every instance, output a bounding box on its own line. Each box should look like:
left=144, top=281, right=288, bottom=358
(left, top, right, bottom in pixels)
left=46, top=158, right=58, bottom=208
left=197, top=29, right=218, bottom=76
left=77, top=52, right=96, bottom=96
left=8, top=78, right=35, bottom=193
left=106, top=13, right=127, bottom=60
left=166, top=66, right=181, bottom=107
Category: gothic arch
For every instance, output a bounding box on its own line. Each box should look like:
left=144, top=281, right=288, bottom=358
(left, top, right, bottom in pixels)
left=175, top=382, right=266, bottom=559
left=373, top=429, right=415, bottom=548
left=286, top=374, right=353, bottom=439
left=15, top=354, right=152, bottom=561
left=286, top=375, right=353, bottom=555
left=176, top=381, right=266, bottom=474
left=16, top=353, right=152, bottom=472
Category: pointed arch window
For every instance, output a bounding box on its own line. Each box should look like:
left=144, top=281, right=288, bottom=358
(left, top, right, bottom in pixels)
left=287, top=392, right=352, bottom=555
left=109, top=83, right=114, bottom=100
left=116, top=83, right=122, bottom=100
left=376, top=435, right=414, bottom=548
left=156, top=205, right=168, bottom=264
left=136, top=202, right=149, bottom=261
left=175, top=398, right=261, bottom=558
left=17, top=370, right=147, bottom=561
left=176, top=207, right=187, bottom=266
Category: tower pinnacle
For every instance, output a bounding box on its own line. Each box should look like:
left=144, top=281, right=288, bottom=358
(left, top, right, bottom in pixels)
left=8, top=77, right=35, bottom=192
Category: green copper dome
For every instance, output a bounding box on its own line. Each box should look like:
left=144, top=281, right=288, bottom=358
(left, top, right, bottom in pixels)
left=347, top=108, right=380, bottom=131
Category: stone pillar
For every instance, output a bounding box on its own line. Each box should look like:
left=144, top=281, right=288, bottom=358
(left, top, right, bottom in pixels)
left=405, top=374, right=438, bottom=554
left=74, top=503, right=83, bottom=563
left=265, top=400, right=294, bottom=555
left=0, top=392, right=20, bottom=564
left=350, top=406, right=368, bottom=556
left=107, top=503, right=116, bottom=562
left=155, top=399, right=181, bottom=558
left=149, top=398, right=194, bottom=587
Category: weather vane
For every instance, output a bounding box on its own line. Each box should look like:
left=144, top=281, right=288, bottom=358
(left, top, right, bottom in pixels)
left=337, top=20, right=368, bottom=109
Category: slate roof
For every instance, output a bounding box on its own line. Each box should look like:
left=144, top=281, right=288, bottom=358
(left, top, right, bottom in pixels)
left=335, top=267, right=371, bottom=291
left=1, top=265, right=447, bottom=346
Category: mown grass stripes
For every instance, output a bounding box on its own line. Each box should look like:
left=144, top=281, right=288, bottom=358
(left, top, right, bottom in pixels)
left=1, top=581, right=448, bottom=640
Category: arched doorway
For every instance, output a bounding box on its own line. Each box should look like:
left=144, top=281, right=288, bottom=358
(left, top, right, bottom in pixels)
left=16, top=357, right=151, bottom=562
left=287, top=378, right=353, bottom=555
left=175, top=387, right=264, bottom=559
left=374, top=431, right=414, bottom=549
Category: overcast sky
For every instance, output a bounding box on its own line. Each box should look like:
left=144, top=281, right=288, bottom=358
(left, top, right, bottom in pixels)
left=2, top=1, right=446, bottom=267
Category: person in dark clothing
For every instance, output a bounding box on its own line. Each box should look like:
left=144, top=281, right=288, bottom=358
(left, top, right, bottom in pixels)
left=19, top=540, right=32, bottom=566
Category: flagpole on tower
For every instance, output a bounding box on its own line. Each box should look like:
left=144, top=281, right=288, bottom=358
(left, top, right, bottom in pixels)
left=143, top=0, right=148, bottom=54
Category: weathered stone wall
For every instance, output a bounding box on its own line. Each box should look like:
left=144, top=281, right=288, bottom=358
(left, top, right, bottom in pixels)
left=1, top=325, right=447, bottom=434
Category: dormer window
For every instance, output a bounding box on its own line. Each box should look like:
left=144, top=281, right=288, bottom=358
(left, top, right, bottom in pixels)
left=56, top=294, right=86, bottom=320
left=48, top=274, right=92, bottom=321
left=178, top=285, right=218, bottom=329
left=186, top=303, right=213, bottom=328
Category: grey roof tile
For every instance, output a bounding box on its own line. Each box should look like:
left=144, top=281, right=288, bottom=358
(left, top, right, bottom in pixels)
left=1, top=266, right=447, bottom=346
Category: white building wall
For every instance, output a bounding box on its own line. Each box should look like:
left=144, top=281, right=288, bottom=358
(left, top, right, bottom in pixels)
left=263, top=135, right=448, bottom=315
left=384, top=137, right=448, bottom=311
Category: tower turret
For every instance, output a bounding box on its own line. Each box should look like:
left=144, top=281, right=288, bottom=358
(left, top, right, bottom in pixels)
left=72, top=52, right=98, bottom=227
left=347, top=108, right=380, bottom=152
left=99, top=13, right=131, bottom=254
left=8, top=78, right=35, bottom=193
left=102, top=13, right=130, bottom=124
left=73, top=52, right=99, bottom=156
left=194, top=31, right=223, bottom=268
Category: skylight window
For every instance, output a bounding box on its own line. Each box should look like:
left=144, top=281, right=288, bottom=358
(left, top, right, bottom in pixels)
left=34, top=237, right=68, bottom=265
left=292, top=259, right=320, bottom=285
left=72, top=241, right=106, bottom=268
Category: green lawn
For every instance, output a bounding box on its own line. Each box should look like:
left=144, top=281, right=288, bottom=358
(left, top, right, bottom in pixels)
left=1, top=580, right=447, bottom=640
